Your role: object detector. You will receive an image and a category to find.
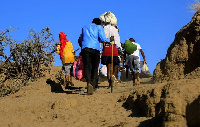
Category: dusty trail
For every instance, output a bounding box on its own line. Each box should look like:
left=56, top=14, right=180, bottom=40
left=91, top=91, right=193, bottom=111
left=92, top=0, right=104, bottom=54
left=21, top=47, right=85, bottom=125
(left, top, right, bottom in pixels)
left=1, top=11, right=200, bottom=127
left=0, top=67, right=152, bottom=127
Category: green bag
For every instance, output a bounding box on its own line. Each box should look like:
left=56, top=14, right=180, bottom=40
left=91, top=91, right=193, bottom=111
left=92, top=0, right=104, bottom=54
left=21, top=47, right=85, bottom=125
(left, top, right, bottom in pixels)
left=124, top=40, right=137, bottom=55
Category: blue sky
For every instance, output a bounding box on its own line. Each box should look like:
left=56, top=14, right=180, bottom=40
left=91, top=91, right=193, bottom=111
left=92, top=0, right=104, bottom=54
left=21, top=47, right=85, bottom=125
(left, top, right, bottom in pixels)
left=0, top=0, right=195, bottom=73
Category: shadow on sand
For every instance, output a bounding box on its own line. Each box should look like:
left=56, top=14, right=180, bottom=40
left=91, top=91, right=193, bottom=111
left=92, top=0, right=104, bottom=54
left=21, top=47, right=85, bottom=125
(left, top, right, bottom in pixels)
left=122, top=101, right=163, bottom=127
left=46, top=79, right=84, bottom=94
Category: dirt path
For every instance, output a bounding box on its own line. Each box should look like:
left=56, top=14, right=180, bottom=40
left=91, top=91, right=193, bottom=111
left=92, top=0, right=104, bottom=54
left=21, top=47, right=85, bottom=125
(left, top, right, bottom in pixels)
left=0, top=67, right=152, bottom=127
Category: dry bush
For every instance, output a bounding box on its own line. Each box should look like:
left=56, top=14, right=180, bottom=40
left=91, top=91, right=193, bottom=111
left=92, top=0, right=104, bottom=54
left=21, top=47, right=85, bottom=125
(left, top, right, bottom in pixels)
left=0, top=27, right=55, bottom=97
left=189, top=0, right=200, bottom=12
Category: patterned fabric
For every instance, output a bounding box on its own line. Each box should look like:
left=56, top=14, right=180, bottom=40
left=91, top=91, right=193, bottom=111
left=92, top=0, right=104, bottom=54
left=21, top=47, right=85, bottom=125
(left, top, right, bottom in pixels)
left=70, top=56, right=84, bottom=79
left=102, top=42, right=119, bottom=56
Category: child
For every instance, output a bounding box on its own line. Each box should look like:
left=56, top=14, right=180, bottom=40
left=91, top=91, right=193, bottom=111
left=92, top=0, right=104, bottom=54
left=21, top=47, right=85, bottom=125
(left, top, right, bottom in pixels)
left=56, top=32, right=75, bottom=87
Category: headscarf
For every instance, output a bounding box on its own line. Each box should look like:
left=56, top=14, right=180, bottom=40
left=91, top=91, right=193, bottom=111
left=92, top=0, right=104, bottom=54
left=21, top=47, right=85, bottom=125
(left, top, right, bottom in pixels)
left=59, top=32, right=69, bottom=60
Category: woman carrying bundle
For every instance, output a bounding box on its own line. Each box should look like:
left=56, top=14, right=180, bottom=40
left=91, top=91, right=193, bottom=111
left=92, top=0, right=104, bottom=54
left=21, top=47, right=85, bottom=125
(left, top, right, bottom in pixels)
left=100, top=11, right=122, bottom=88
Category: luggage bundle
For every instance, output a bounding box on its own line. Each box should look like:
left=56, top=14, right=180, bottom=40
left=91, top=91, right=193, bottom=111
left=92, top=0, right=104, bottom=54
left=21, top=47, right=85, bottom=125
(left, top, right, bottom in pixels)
left=123, top=40, right=137, bottom=55
left=100, top=65, right=107, bottom=77
left=100, top=11, right=117, bottom=26
left=70, top=56, right=84, bottom=80
left=142, top=63, right=150, bottom=74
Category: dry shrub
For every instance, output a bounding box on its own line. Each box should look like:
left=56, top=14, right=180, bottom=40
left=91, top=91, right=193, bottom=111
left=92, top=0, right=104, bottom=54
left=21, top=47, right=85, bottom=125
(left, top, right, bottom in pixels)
left=0, top=27, right=55, bottom=97
left=189, top=0, right=200, bottom=12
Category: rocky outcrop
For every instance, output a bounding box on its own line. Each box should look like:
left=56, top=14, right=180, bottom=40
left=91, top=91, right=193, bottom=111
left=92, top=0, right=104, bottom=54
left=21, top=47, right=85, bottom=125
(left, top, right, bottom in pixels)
left=123, top=11, right=200, bottom=127
left=153, top=11, right=200, bottom=83
left=124, top=77, right=200, bottom=127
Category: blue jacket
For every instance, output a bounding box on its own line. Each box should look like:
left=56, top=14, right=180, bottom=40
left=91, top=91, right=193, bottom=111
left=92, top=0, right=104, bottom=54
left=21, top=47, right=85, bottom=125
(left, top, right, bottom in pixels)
left=81, top=23, right=110, bottom=51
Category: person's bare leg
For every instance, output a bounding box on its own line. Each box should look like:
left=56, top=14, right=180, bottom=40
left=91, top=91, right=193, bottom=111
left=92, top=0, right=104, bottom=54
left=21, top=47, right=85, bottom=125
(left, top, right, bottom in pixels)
left=107, top=64, right=111, bottom=87
left=64, top=75, right=70, bottom=88
left=125, top=65, right=129, bottom=81
left=66, top=75, right=70, bottom=86
left=114, top=65, right=118, bottom=78
left=132, top=72, right=135, bottom=85
left=64, top=75, right=66, bottom=86
left=70, top=75, right=72, bottom=82
left=112, top=65, right=118, bottom=83
left=69, top=75, right=74, bottom=86
left=136, top=72, right=140, bottom=85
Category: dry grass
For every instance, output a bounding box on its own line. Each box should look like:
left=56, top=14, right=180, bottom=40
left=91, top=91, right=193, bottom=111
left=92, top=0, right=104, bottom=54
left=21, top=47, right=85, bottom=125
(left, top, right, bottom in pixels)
left=188, top=0, right=200, bottom=12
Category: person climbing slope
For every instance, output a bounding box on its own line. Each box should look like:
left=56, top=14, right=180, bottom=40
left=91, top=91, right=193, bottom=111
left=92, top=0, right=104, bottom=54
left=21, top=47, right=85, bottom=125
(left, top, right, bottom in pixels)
left=125, top=38, right=147, bottom=85
left=80, top=18, right=112, bottom=95
left=100, top=11, right=122, bottom=88
left=56, top=32, right=75, bottom=87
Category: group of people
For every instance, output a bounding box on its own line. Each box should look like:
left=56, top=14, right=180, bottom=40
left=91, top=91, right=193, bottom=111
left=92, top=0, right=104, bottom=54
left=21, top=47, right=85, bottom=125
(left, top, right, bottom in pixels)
left=56, top=17, right=147, bottom=95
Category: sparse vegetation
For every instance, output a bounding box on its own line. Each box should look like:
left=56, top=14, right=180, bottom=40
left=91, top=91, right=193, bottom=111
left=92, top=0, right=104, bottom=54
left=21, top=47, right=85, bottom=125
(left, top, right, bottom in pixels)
left=189, top=0, right=200, bottom=12
left=0, top=27, right=55, bottom=97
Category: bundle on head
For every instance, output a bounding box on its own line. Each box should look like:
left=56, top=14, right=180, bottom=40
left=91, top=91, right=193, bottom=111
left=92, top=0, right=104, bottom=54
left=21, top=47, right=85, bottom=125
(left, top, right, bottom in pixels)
left=100, top=11, right=117, bottom=26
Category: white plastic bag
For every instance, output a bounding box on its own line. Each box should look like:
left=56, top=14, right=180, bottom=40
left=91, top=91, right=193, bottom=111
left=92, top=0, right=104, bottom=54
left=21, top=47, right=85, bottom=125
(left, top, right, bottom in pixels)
left=100, top=65, right=107, bottom=77
left=142, top=63, right=150, bottom=74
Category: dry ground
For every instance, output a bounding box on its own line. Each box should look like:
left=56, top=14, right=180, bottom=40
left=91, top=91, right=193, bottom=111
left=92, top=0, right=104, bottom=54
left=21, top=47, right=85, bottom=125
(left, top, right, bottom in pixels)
left=0, top=67, right=161, bottom=127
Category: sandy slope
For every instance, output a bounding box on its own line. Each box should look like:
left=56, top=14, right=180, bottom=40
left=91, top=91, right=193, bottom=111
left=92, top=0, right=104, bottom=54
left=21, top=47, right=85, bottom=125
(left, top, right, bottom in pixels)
left=0, top=67, right=154, bottom=127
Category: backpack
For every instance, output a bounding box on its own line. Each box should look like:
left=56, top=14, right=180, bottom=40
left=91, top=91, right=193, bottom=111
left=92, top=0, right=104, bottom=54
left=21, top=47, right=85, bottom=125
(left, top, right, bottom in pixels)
left=124, top=40, right=137, bottom=55
left=70, top=56, right=84, bottom=80
left=61, top=41, right=75, bottom=64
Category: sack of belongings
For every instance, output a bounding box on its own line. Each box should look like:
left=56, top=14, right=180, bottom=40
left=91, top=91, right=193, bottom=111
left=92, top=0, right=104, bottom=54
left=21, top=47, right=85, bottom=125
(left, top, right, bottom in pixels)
left=100, top=11, right=117, bottom=26
left=70, top=56, right=84, bottom=80
left=124, top=39, right=137, bottom=55
left=100, top=65, right=107, bottom=77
